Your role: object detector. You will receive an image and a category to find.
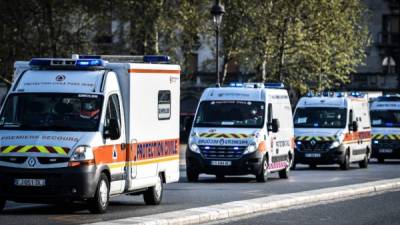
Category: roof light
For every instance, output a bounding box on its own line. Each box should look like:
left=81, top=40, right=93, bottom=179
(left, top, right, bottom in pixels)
left=229, top=82, right=243, bottom=87
left=306, top=91, right=314, bottom=97
left=336, top=92, right=345, bottom=97
left=78, top=55, right=102, bottom=59
left=76, top=59, right=105, bottom=67
left=264, top=83, right=285, bottom=89
left=29, top=58, right=105, bottom=69
left=143, top=55, right=170, bottom=63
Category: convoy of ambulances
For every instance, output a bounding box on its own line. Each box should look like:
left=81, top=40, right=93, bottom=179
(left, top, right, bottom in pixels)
left=370, top=95, right=400, bottom=162
left=0, top=55, right=180, bottom=213
left=293, top=92, right=371, bottom=170
left=186, top=83, right=294, bottom=182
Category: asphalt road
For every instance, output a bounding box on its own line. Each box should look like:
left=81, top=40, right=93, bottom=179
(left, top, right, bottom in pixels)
left=216, top=190, right=400, bottom=225
left=1, top=158, right=400, bottom=225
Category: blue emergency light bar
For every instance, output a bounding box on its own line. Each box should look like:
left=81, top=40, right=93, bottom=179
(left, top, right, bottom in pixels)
left=29, top=58, right=106, bottom=68
left=143, top=55, right=170, bottom=63
left=229, top=82, right=244, bottom=87
left=264, top=83, right=285, bottom=89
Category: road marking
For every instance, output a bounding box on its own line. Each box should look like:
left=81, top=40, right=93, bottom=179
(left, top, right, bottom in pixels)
left=84, top=178, right=400, bottom=225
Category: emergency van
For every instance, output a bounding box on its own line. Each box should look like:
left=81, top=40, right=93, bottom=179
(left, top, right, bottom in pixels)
left=0, top=55, right=180, bottom=213
left=186, top=83, right=294, bottom=182
left=370, top=95, right=400, bottom=162
left=293, top=92, right=371, bottom=170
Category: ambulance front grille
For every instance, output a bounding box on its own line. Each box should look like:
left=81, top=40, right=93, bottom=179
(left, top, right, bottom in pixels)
left=199, top=145, right=246, bottom=159
left=374, top=140, right=400, bottom=149
left=299, top=141, right=333, bottom=152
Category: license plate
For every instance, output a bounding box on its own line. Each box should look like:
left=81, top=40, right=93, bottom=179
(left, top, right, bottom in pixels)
left=305, top=153, right=321, bottom=158
left=14, top=179, right=46, bottom=187
left=379, top=149, right=393, bottom=153
left=211, top=161, right=232, bottom=166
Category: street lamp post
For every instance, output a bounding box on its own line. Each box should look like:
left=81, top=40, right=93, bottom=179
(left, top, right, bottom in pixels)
left=211, top=0, right=225, bottom=85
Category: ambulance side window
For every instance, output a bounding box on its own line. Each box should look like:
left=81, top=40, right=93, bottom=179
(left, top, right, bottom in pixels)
left=158, top=90, right=171, bottom=120
left=104, top=94, right=121, bottom=140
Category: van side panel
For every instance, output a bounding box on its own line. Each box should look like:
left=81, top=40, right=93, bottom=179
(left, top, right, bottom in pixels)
left=128, top=64, right=180, bottom=189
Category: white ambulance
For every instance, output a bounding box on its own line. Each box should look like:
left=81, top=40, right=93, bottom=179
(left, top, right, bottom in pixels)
left=186, top=83, right=294, bottom=182
left=370, top=95, right=400, bottom=162
left=293, top=92, right=371, bottom=170
left=0, top=55, right=180, bottom=213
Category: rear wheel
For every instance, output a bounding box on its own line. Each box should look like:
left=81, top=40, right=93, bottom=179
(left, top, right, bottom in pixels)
left=359, top=154, right=368, bottom=169
left=0, top=198, right=6, bottom=213
left=256, top=157, right=269, bottom=183
left=340, top=152, right=350, bottom=170
left=88, top=173, right=110, bottom=214
left=143, top=174, right=163, bottom=205
left=279, top=156, right=292, bottom=179
left=378, top=157, right=384, bottom=163
left=186, top=166, right=199, bottom=182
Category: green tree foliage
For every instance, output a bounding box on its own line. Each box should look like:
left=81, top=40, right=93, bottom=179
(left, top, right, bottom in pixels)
left=242, top=0, right=370, bottom=92
left=0, top=0, right=369, bottom=93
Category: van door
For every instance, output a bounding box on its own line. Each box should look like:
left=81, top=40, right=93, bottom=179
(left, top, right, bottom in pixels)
left=267, top=103, right=279, bottom=168
left=103, top=93, right=126, bottom=194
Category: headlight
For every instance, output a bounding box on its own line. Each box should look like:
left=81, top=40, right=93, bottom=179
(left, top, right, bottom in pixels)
left=330, top=141, right=340, bottom=149
left=70, top=145, right=94, bottom=161
left=189, top=143, right=201, bottom=154
left=243, top=142, right=258, bottom=154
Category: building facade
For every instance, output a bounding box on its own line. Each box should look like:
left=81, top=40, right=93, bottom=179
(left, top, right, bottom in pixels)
left=350, top=0, right=400, bottom=92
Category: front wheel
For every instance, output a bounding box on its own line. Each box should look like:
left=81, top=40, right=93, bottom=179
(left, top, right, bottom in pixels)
left=256, top=157, right=269, bottom=183
left=143, top=174, right=163, bottom=205
left=88, top=173, right=110, bottom=214
left=0, top=198, right=6, bottom=213
left=340, top=152, right=350, bottom=170
left=359, top=154, right=368, bottom=169
left=186, top=167, right=199, bottom=182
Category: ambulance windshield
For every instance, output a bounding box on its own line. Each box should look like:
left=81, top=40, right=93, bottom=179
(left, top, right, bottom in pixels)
left=194, top=100, right=265, bottom=128
left=0, top=93, right=103, bottom=131
left=294, top=107, right=347, bottom=128
left=371, top=110, right=400, bottom=127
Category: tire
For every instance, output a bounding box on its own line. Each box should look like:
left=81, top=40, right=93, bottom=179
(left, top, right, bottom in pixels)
left=0, top=198, right=6, bottom=213
left=359, top=154, right=368, bottom=169
left=88, top=173, right=110, bottom=214
left=186, top=166, right=199, bottom=182
left=378, top=157, right=384, bottom=163
left=340, top=152, right=350, bottom=170
left=256, top=157, right=269, bottom=183
left=216, top=174, right=225, bottom=180
left=143, top=174, right=163, bottom=205
left=309, top=164, right=317, bottom=169
left=279, top=156, right=292, bottom=179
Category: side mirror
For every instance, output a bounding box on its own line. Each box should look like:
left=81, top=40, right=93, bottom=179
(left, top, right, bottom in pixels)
left=268, top=119, right=280, bottom=133
left=349, top=121, right=358, bottom=132
left=104, top=118, right=120, bottom=140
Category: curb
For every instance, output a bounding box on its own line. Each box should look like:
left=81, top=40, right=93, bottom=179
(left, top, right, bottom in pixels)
left=86, top=178, right=400, bottom=225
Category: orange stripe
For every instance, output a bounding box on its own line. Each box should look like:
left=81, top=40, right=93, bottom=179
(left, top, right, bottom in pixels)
left=128, top=69, right=180, bottom=74
left=93, top=138, right=180, bottom=165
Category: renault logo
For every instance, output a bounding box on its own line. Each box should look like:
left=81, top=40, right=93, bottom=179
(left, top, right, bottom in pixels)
left=310, top=140, right=317, bottom=146
left=55, top=74, right=66, bottom=81
left=28, top=157, right=36, bottom=167
left=219, top=139, right=225, bottom=145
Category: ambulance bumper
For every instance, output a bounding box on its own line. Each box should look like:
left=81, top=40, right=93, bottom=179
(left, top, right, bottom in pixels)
left=0, top=165, right=98, bottom=203
left=372, top=140, right=400, bottom=159
left=186, top=149, right=264, bottom=176
left=294, top=146, right=346, bottom=165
